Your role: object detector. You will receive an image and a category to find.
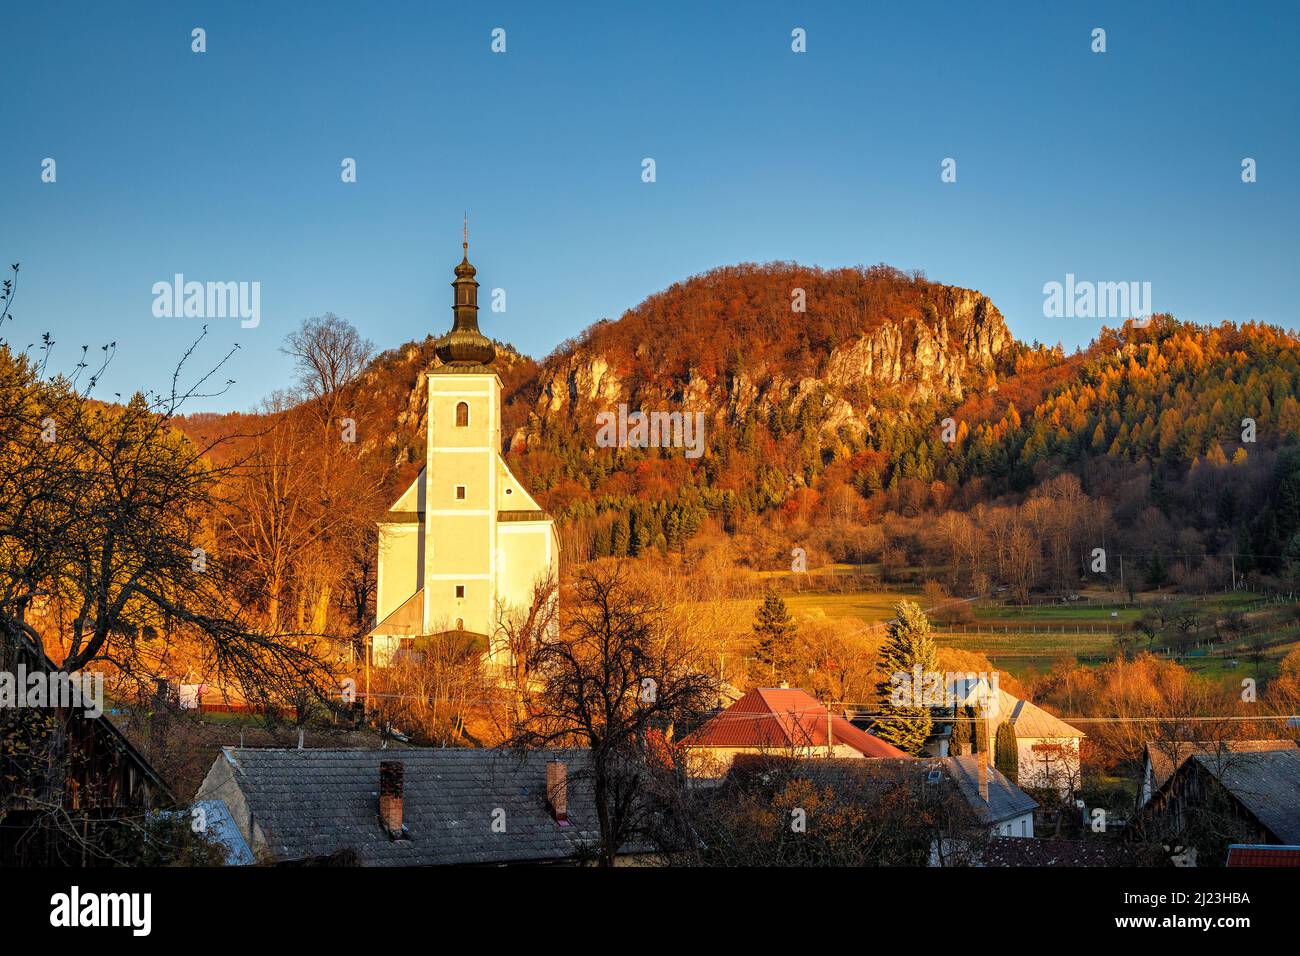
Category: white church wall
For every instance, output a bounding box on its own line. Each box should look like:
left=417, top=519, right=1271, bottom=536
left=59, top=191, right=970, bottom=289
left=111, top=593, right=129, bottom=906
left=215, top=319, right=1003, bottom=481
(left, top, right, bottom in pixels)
left=376, top=523, right=421, bottom=623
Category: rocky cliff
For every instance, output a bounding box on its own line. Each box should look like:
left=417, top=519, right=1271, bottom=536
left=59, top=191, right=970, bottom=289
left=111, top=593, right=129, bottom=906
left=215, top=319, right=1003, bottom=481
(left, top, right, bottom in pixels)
left=508, top=265, right=1011, bottom=452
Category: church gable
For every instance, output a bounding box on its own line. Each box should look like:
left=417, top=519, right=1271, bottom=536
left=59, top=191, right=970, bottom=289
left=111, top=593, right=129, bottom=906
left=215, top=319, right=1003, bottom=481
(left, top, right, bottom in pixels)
left=497, top=456, right=543, bottom=513
left=388, top=468, right=425, bottom=515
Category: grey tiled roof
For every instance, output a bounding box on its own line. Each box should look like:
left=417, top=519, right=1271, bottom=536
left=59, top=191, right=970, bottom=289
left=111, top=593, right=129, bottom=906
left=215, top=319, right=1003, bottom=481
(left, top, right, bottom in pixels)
left=943, top=755, right=1039, bottom=826
left=1193, top=749, right=1300, bottom=844
left=1145, top=739, right=1297, bottom=791
left=216, top=747, right=626, bottom=866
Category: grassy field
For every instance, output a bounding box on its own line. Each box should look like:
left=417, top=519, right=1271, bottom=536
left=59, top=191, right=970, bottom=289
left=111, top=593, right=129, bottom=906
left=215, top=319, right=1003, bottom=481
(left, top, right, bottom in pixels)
left=782, top=588, right=926, bottom=623
left=740, top=585, right=1300, bottom=685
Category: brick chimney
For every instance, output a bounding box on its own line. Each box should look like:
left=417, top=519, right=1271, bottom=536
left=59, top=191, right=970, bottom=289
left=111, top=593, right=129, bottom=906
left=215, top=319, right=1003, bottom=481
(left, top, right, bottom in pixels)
left=546, top=759, right=569, bottom=826
left=379, top=760, right=405, bottom=837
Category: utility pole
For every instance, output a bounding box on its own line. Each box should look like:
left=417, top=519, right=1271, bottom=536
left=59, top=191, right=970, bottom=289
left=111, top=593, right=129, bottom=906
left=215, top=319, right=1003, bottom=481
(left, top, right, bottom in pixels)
left=827, top=706, right=834, bottom=758
left=364, top=635, right=371, bottom=718
left=1230, top=552, right=1237, bottom=591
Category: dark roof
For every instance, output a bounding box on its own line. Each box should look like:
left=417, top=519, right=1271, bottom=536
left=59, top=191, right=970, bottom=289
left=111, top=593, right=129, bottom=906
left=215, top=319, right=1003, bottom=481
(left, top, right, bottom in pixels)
left=681, top=687, right=907, bottom=758
left=1144, top=739, right=1298, bottom=792
left=943, top=755, right=1039, bottom=826
left=209, top=747, right=634, bottom=866
left=733, top=754, right=1036, bottom=827
left=1227, top=844, right=1300, bottom=867
left=973, top=837, right=1166, bottom=867
left=1190, top=749, right=1300, bottom=844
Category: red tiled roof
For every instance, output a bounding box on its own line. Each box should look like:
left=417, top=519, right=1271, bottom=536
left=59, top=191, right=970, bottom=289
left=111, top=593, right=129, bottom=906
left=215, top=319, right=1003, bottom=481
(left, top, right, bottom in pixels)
left=1226, top=844, right=1300, bottom=867
left=681, top=688, right=908, bottom=758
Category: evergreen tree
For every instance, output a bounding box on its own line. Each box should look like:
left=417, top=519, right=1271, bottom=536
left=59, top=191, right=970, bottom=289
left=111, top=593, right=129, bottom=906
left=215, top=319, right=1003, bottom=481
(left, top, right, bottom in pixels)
left=665, top=510, right=682, bottom=551
left=872, top=601, right=937, bottom=755
left=631, top=510, right=655, bottom=556
left=973, top=711, right=989, bottom=756
left=948, top=704, right=973, bottom=756
left=752, top=588, right=796, bottom=684
left=593, top=522, right=612, bottom=558
left=611, top=514, right=630, bottom=557
left=994, top=721, right=1019, bottom=783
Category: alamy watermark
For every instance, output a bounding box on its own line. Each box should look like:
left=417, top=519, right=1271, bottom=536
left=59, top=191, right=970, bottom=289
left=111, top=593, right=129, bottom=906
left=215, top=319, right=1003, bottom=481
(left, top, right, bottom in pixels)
left=50, top=886, right=151, bottom=936
left=595, top=404, right=706, bottom=459
left=1042, top=274, right=1151, bottom=321
left=0, top=664, right=104, bottom=718
left=889, top=669, right=1000, bottom=712
left=152, top=274, right=261, bottom=328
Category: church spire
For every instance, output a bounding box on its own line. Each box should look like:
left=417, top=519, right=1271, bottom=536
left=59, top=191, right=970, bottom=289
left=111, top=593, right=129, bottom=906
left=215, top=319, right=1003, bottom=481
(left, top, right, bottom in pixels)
left=435, top=218, right=496, bottom=368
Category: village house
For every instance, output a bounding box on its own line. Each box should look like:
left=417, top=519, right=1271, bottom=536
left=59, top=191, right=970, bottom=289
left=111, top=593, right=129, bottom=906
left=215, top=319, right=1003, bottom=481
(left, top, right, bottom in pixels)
left=0, top=635, right=175, bottom=865
left=1134, top=747, right=1300, bottom=865
left=369, top=236, right=559, bottom=673
left=943, top=677, right=1085, bottom=796
left=1136, top=738, right=1299, bottom=808
left=680, top=686, right=907, bottom=777
left=193, top=747, right=645, bottom=866
left=937, top=752, right=1038, bottom=840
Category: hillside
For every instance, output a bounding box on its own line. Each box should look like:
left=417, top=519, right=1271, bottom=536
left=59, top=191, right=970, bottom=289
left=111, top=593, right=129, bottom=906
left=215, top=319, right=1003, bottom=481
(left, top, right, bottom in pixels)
left=174, top=262, right=1300, bottom=578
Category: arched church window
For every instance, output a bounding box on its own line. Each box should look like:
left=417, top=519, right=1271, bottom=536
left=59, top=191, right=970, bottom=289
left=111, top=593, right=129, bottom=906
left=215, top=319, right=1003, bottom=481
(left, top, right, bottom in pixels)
left=455, top=401, right=469, bottom=427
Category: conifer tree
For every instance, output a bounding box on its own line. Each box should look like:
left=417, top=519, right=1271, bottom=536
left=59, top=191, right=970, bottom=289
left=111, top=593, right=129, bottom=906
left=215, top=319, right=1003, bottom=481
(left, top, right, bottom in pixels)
left=872, top=600, right=937, bottom=754
left=593, top=523, right=612, bottom=558
left=995, top=721, right=1019, bottom=783
left=973, top=709, right=989, bottom=756
left=948, top=704, right=972, bottom=756
left=611, top=514, right=630, bottom=557
left=752, top=588, right=796, bottom=684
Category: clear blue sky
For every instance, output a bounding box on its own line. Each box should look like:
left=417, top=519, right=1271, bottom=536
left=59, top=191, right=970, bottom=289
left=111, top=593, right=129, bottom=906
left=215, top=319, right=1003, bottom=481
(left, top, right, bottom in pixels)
left=6, top=1, right=1298, bottom=412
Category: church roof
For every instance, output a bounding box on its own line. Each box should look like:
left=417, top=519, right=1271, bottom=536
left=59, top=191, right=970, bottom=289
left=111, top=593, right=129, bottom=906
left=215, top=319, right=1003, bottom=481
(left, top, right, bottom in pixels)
left=434, top=229, right=496, bottom=368
left=371, top=588, right=424, bottom=636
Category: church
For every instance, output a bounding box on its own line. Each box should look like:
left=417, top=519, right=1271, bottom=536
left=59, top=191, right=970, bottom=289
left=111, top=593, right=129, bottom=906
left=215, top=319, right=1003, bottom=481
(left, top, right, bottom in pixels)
left=369, top=237, right=559, bottom=671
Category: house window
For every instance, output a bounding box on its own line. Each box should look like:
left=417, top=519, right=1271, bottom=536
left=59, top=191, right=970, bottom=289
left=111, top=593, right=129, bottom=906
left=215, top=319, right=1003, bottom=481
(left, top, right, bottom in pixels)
left=455, top=585, right=465, bottom=599
left=456, top=485, right=466, bottom=500
left=455, top=401, right=469, bottom=427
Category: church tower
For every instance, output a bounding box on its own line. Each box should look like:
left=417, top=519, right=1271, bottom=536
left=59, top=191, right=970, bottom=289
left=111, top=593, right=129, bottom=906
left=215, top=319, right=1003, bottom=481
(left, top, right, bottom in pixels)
left=371, top=229, right=558, bottom=670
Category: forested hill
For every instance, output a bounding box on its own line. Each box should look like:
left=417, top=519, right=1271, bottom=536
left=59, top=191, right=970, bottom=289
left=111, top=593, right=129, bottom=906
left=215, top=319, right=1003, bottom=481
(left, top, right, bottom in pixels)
left=364, top=262, right=1024, bottom=524
left=179, top=261, right=1300, bottom=572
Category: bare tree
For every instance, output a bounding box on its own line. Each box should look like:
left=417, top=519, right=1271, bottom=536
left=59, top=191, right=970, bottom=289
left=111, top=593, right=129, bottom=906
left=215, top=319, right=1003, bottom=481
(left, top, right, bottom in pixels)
left=505, top=562, right=717, bottom=866
left=492, top=572, right=559, bottom=725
